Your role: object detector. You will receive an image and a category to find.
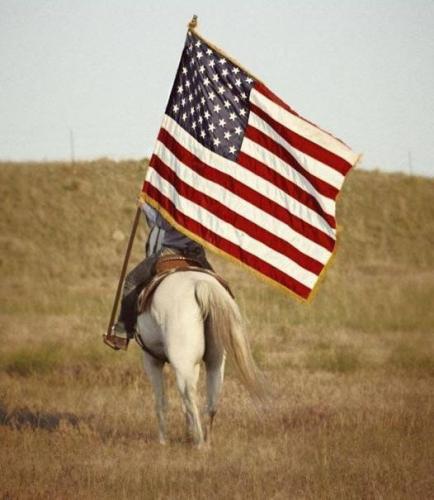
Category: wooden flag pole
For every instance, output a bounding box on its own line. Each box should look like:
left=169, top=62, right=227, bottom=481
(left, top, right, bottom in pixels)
left=105, top=205, right=141, bottom=337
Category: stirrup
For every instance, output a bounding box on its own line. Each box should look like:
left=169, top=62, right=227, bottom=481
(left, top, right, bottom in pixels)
left=103, top=333, right=129, bottom=351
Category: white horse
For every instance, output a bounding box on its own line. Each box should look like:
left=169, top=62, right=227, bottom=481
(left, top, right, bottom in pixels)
left=136, top=270, right=263, bottom=447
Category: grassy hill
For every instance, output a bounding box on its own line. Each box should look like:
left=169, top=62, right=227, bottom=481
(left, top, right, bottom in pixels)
left=1, top=160, right=433, bottom=498
left=1, top=159, right=433, bottom=331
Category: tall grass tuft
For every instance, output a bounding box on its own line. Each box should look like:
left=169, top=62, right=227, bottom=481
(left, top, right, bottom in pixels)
left=0, top=344, right=63, bottom=376
left=305, top=342, right=361, bottom=373
left=388, top=342, right=434, bottom=375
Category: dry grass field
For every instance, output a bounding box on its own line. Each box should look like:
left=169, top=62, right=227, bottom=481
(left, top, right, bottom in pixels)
left=0, top=160, right=433, bottom=499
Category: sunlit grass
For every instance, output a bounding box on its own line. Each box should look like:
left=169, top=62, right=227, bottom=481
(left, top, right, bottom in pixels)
left=1, top=161, right=433, bottom=498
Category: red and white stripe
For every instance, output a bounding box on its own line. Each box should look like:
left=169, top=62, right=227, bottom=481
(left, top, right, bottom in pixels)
left=144, top=81, right=358, bottom=300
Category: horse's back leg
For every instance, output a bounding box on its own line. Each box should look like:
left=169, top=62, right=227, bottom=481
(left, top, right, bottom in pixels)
left=204, top=352, right=225, bottom=444
left=203, top=314, right=226, bottom=444
left=173, top=362, right=204, bottom=447
left=142, top=352, right=167, bottom=445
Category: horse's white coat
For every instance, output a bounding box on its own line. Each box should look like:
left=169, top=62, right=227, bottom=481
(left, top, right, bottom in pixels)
left=136, top=271, right=261, bottom=447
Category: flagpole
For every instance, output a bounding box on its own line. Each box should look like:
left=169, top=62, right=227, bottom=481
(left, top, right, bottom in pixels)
left=188, top=15, right=264, bottom=85
left=105, top=205, right=141, bottom=338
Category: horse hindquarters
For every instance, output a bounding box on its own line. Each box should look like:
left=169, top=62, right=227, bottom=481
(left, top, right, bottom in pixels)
left=194, top=280, right=263, bottom=403
left=138, top=278, right=206, bottom=446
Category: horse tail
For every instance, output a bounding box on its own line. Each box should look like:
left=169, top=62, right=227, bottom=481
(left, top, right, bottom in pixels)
left=195, top=279, right=265, bottom=402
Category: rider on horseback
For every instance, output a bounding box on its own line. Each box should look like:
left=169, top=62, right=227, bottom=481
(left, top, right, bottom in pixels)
left=104, top=202, right=213, bottom=351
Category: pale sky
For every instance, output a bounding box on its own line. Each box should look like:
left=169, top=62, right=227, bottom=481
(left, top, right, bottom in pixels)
left=1, top=0, right=433, bottom=176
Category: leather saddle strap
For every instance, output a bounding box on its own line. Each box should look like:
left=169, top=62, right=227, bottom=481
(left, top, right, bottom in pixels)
left=134, top=331, right=168, bottom=363
left=155, top=255, right=202, bottom=274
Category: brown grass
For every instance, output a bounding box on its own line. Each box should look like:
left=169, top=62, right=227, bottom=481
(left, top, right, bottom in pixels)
left=0, top=161, right=433, bottom=499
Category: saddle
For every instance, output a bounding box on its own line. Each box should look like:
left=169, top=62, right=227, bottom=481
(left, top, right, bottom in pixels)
left=137, top=254, right=233, bottom=314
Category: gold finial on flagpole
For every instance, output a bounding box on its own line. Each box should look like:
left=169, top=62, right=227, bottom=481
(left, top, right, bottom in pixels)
left=188, top=15, right=198, bottom=30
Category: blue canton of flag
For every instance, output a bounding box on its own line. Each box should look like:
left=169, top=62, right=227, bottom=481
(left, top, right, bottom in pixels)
left=167, top=32, right=254, bottom=160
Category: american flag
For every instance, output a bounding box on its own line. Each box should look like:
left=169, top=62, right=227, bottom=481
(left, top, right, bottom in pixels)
left=142, top=30, right=359, bottom=300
